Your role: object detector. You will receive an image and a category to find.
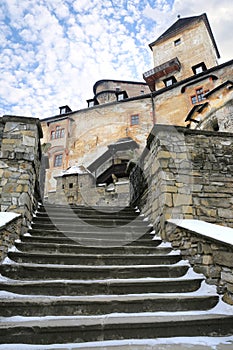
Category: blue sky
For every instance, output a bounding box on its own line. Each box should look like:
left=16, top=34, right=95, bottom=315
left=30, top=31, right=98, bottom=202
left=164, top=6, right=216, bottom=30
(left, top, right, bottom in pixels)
left=0, top=0, right=232, bottom=118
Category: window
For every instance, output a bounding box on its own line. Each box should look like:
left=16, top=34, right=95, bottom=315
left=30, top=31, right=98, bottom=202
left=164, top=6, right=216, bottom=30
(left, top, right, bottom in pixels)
left=174, top=38, right=181, bottom=46
left=131, top=114, right=139, bottom=125
left=54, top=154, right=63, bottom=167
left=60, top=107, right=67, bottom=114
left=117, top=93, right=124, bottom=101
left=191, top=87, right=209, bottom=104
left=163, top=76, right=177, bottom=87
left=69, top=183, right=73, bottom=188
left=192, top=62, right=207, bottom=75
left=50, top=126, right=65, bottom=140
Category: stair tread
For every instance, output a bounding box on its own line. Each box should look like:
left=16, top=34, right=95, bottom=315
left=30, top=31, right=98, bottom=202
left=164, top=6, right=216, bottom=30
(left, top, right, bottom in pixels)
left=1, top=313, right=233, bottom=328
left=0, top=292, right=218, bottom=301
left=1, top=203, right=233, bottom=344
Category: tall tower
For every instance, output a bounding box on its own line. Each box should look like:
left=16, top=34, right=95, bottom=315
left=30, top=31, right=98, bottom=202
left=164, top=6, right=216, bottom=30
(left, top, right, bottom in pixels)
left=143, top=13, right=220, bottom=91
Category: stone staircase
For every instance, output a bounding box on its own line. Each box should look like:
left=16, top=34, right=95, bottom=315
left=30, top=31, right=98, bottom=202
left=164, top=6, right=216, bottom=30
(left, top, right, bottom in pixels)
left=0, top=203, right=233, bottom=348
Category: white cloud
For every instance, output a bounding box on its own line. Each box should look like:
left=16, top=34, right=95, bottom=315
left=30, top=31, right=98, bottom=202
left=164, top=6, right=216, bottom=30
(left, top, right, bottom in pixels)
left=0, top=0, right=232, bottom=119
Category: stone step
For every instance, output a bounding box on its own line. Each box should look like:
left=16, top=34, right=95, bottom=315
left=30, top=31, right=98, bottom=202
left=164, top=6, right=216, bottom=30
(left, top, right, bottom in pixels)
left=38, top=204, right=136, bottom=214
left=35, top=211, right=140, bottom=220
left=8, top=251, right=181, bottom=266
left=0, top=294, right=219, bottom=317
left=31, top=220, right=150, bottom=231
left=20, top=234, right=161, bottom=247
left=0, top=277, right=203, bottom=296
left=1, top=314, right=233, bottom=344
left=15, top=241, right=171, bottom=255
left=0, top=263, right=189, bottom=280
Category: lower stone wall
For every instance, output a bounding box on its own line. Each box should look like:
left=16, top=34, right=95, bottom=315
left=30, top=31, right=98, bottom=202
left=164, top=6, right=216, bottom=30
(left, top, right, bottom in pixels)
left=165, top=221, right=233, bottom=305
left=130, top=125, right=233, bottom=235
left=0, top=215, right=22, bottom=262
left=47, top=181, right=130, bottom=207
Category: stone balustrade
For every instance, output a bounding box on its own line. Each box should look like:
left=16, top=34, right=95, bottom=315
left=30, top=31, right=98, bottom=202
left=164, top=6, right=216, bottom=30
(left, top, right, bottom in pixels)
left=165, top=219, right=233, bottom=305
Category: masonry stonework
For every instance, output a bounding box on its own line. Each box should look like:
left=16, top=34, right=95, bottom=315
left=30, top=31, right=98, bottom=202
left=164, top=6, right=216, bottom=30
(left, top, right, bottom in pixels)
left=130, top=125, right=233, bottom=235
left=0, top=116, right=43, bottom=230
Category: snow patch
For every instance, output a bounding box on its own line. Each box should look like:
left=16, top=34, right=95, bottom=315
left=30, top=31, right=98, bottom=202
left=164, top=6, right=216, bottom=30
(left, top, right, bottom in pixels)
left=1, top=337, right=233, bottom=349
left=168, top=219, right=233, bottom=247
left=0, top=212, right=21, bottom=229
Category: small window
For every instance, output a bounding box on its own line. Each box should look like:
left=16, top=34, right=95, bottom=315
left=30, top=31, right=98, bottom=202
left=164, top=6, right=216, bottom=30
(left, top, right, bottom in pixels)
left=62, top=184, right=65, bottom=189
left=54, top=154, right=63, bottom=167
left=131, top=114, right=139, bottom=125
left=117, top=93, right=124, bottom=101
left=190, top=87, right=209, bottom=105
left=88, top=100, right=95, bottom=107
left=60, top=107, right=67, bottom=114
left=174, top=38, right=181, bottom=46
left=163, top=76, right=177, bottom=87
left=192, top=62, right=207, bottom=75
left=69, top=183, right=73, bottom=188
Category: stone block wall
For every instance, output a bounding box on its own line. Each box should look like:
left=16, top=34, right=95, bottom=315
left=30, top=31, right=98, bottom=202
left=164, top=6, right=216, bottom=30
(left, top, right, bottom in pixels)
left=0, top=115, right=43, bottom=230
left=130, top=125, right=233, bottom=235
left=165, top=221, right=233, bottom=305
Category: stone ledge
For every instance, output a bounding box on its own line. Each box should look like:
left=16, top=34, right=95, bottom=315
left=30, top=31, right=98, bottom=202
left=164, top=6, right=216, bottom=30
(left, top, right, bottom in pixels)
left=167, top=219, right=233, bottom=248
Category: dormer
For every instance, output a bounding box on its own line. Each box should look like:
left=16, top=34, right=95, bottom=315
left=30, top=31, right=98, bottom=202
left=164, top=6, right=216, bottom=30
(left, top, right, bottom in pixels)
left=59, top=105, right=72, bottom=114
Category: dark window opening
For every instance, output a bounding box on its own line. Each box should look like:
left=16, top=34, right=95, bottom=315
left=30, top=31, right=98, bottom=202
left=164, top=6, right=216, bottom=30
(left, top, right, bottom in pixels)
left=69, top=183, right=73, bottom=188
left=174, top=38, right=181, bottom=46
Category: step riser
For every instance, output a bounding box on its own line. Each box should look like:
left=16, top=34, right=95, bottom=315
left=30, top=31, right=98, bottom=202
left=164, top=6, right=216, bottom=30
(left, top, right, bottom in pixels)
left=0, top=279, right=202, bottom=296
left=1, top=317, right=233, bottom=345
left=0, top=265, right=189, bottom=280
left=20, top=235, right=160, bottom=247
left=8, top=252, right=181, bottom=266
left=0, top=296, right=219, bottom=317
left=15, top=242, right=171, bottom=255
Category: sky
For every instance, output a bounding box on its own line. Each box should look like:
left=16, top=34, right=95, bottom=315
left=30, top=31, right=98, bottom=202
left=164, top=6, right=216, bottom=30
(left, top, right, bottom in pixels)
left=0, top=0, right=232, bottom=119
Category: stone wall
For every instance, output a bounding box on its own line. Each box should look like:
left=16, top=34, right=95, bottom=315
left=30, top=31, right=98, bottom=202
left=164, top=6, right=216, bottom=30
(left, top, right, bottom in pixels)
left=0, top=214, right=22, bottom=262
left=130, top=125, right=233, bottom=235
left=0, top=115, right=43, bottom=231
left=165, top=221, right=233, bottom=305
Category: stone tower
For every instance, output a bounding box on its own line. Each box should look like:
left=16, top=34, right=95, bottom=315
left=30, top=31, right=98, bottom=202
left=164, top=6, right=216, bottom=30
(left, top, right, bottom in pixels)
left=143, top=13, right=220, bottom=91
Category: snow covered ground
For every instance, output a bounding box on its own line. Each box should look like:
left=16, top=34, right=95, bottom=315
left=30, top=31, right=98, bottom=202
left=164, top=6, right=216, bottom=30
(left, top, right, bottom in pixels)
left=1, top=337, right=233, bottom=350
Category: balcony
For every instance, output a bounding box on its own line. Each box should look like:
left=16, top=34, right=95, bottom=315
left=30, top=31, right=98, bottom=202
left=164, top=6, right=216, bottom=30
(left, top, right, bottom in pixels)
left=143, top=57, right=181, bottom=91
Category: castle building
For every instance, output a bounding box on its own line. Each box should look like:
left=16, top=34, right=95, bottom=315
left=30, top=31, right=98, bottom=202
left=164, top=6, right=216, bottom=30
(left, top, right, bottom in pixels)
left=40, top=13, right=233, bottom=205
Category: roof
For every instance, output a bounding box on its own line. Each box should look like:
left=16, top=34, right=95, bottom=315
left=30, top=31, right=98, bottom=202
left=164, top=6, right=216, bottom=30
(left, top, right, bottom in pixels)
left=55, top=165, right=92, bottom=178
left=149, top=13, right=220, bottom=59
left=93, top=79, right=148, bottom=95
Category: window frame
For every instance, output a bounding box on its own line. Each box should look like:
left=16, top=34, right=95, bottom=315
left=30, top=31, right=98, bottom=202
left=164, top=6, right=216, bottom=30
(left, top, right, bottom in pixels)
left=130, top=114, right=139, bottom=126
left=50, top=125, right=65, bottom=140
left=190, top=87, right=209, bottom=105
left=163, top=76, right=177, bottom=87
left=54, top=153, right=63, bottom=167
left=192, top=62, right=207, bottom=75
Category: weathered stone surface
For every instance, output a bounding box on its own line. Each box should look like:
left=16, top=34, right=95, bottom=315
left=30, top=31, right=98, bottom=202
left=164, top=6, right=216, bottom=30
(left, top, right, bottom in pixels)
left=214, top=251, right=233, bottom=268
